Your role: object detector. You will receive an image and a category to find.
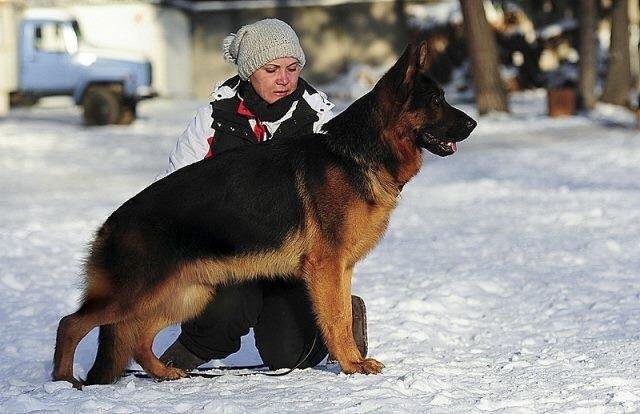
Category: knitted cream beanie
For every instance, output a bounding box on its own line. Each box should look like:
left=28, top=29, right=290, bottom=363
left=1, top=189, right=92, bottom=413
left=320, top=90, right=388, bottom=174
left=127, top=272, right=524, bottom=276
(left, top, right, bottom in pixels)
left=222, top=19, right=306, bottom=81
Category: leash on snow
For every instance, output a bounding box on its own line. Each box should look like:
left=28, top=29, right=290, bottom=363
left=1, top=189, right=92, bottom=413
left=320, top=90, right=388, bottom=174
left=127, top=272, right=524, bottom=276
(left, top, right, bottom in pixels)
left=123, top=334, right=318, bottom=380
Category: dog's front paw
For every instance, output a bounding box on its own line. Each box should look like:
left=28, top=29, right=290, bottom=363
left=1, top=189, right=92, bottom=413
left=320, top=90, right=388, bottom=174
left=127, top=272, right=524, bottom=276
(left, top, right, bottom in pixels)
left=57, top=376, right=83, bottom=390
left=341, top=357, right=384, bottom=374
left=154, top=366, right=187, bottom=382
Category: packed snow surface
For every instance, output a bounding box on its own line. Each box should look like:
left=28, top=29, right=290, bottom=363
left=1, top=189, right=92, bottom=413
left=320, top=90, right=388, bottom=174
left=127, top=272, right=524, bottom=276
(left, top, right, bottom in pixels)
left=1, top=91, right=639, bottom=413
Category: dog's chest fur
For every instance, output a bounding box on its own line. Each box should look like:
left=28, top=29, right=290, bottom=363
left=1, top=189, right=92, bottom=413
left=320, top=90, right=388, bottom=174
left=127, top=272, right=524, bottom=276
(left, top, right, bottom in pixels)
left=301, top=164, right=399, bottom=268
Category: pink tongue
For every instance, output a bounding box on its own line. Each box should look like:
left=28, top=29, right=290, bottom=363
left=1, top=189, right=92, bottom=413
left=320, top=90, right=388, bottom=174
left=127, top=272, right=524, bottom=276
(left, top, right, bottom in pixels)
left=451, top=142, right=457, bottom=152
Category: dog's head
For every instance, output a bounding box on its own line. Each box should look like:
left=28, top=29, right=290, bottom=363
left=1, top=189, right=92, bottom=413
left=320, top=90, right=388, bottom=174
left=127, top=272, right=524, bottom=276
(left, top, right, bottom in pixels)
left=376, top=41, right=476, bottom=157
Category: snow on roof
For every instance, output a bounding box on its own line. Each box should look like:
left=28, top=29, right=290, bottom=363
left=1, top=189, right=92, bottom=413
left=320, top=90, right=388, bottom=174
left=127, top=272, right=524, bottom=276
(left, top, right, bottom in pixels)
left=23, top=8, right=76, bottom=22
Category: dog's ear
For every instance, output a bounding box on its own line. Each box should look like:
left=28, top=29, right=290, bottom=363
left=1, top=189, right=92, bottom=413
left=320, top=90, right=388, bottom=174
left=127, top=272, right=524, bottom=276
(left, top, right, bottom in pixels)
left=416, top=40, right=430, bottom=73
left=400, top=43, right=416, bottom=85
left=386, top=43, right=418, bottom=103
left=401, top=41, right=429, bottom=84
left=375, top=43, right=423, bottom=105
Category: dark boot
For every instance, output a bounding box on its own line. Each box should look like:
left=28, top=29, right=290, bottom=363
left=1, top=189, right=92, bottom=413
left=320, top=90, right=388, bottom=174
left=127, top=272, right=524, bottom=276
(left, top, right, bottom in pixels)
left=159, top=340, right=207, bottom=371
left=328, top=295, right=368, bottom=362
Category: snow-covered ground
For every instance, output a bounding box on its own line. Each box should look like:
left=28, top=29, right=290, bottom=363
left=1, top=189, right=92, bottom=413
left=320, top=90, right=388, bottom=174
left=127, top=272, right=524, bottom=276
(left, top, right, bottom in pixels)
left=1, top=90, right=639, bottom=413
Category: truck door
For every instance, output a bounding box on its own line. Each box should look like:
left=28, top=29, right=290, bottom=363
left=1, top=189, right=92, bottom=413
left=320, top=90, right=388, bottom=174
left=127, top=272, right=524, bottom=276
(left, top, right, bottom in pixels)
left=20, top=20, right=79, bottom=94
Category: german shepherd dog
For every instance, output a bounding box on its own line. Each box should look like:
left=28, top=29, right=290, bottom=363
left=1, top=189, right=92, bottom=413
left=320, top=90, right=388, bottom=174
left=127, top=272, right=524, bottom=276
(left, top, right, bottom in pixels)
left=52, top=41, right=476, bottom=389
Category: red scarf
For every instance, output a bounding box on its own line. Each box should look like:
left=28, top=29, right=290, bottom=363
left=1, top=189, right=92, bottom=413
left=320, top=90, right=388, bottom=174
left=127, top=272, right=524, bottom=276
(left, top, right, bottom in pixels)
left=237, top=100, right=267, bottom=142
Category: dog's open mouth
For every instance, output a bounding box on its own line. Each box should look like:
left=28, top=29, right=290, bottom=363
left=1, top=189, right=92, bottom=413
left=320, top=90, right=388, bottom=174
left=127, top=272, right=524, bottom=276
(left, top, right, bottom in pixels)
left=419, top=132, right=458, bottom=157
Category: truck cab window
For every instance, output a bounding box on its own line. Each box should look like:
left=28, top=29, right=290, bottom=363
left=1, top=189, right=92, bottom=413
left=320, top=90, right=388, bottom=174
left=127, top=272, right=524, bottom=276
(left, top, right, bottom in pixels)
left=34, top=22, right=66, bottom=53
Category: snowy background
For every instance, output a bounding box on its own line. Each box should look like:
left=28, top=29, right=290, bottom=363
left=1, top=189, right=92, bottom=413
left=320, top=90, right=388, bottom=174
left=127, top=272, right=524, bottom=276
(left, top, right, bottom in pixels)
left=1, top=85, right=639, bottom=413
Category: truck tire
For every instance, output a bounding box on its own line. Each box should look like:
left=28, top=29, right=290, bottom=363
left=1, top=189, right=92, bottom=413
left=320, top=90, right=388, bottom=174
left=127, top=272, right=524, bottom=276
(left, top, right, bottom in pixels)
left=83, top=87, right=121, bottom=126
left=117, top=101, right=136, bottom=125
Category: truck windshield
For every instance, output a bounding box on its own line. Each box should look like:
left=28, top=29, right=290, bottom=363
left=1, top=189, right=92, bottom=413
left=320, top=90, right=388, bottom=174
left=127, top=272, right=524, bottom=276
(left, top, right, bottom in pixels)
left=62, top=20, right=82, bottom=54
left=72, top=20, right=82, bottom=44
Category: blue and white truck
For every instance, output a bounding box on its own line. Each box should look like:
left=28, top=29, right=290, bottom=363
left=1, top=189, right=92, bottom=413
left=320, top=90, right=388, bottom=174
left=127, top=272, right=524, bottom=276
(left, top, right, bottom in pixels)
left=1, top=7, right=155, bottom=125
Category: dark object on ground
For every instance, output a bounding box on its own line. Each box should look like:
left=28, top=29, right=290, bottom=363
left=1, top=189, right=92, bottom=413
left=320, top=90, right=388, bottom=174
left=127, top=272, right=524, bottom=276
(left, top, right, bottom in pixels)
left=548, top=87, right=577, bottom=117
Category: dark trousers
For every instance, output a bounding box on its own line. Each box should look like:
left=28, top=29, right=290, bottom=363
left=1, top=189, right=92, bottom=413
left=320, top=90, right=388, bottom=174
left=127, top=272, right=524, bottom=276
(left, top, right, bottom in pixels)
left=178, top=279, right=328, bottom=370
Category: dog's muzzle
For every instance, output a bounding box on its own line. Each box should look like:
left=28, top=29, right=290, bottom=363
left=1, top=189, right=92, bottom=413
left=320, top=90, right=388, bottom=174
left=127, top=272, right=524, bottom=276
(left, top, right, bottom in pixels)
left=418, top=118, right=477, bottom=157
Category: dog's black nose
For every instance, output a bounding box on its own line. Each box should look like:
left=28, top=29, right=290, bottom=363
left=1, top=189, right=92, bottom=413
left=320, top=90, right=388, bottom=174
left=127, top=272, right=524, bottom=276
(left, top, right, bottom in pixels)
left=466, top=118, right=477, bottom=131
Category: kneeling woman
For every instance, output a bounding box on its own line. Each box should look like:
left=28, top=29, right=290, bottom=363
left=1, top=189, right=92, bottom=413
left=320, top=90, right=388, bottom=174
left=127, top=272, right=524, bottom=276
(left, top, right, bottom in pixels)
left=157, top=18, right=367, bottom=371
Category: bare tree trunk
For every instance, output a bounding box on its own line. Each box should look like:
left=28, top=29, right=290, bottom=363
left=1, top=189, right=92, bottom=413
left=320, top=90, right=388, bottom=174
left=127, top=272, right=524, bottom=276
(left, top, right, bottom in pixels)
left=394, top=0, right=410, bottom=53
left=579, top=0, right=598, bottom=109
left=629, top=0, right=640, bottom=92
left=459, top=0, right=509, bottom=114
left=601, top=0, right=632, bottom=106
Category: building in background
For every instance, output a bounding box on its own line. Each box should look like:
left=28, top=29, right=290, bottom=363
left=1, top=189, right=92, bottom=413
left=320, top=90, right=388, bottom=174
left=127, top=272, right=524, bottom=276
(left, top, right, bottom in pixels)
left=161, top=0, right=411, bottom=98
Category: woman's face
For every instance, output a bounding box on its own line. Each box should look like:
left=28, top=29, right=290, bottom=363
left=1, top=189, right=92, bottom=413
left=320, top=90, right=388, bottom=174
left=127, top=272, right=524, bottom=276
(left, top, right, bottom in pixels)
left=249, top=57, right=301, bottom=104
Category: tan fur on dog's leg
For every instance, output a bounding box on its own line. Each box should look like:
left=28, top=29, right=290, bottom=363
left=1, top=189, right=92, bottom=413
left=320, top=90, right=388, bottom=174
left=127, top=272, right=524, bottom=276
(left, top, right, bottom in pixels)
left=53, top=313, right=93, bottom=389
left=53, top=301, right=123, bottom=389
left=132, top=318, right=187, bottom=381
left=306, top=259, right=383, bottom=374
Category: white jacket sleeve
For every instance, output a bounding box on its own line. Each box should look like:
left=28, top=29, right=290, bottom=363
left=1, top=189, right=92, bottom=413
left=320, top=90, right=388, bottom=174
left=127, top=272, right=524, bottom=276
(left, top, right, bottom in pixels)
left=156, top=104, right=214, bottom=181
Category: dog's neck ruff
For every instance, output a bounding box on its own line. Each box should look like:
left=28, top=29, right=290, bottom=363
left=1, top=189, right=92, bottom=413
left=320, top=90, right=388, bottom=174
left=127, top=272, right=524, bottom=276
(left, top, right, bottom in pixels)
left=322, top=91, right=422, bottom=200
left=323, top=94, right=395, bottom=169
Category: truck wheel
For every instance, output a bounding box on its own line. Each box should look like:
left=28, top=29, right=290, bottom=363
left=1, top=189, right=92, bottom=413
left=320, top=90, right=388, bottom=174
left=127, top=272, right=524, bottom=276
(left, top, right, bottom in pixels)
left=83, top=87, right=121, bottom=126
left=117, top=101, right=136, bottom=125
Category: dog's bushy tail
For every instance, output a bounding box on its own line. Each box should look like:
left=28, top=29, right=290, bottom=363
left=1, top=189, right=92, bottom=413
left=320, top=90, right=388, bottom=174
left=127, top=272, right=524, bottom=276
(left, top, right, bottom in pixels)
left=84, top=324, right=132, bottom=385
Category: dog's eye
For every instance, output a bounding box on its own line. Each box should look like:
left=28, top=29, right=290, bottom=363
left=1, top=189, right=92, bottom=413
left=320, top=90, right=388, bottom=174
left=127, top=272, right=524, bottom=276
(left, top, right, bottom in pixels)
left=431, top=95, right=442, bottom=106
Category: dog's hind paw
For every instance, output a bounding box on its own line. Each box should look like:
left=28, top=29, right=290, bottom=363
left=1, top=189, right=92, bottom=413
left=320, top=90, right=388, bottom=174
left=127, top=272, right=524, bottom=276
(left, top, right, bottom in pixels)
left=341, top=357, right=384, bottom=375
